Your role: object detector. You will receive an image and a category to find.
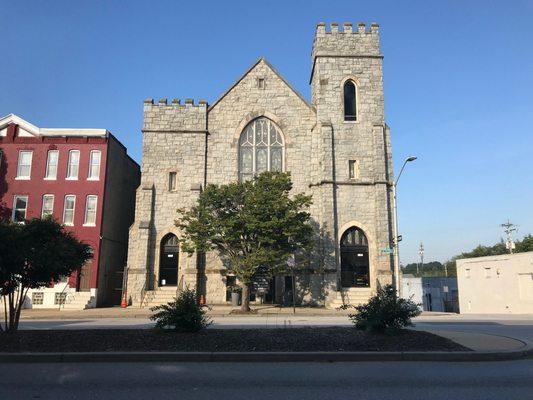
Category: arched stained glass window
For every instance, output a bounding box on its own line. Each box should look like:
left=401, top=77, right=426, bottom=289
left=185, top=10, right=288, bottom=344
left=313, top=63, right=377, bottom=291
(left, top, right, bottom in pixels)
left=344, top=81, right=357, bottom=121
left=340, top=226, right=368, bottom=247
left=162, top=233, right=179, bottom=250
left=239, top=118, right=284, bottom=181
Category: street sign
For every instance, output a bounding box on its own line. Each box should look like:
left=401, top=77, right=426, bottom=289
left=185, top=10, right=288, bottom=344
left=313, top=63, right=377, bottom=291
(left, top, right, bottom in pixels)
left=252, top=266, right=270, bottom=292
left=380, top=248, right=394, bottom=254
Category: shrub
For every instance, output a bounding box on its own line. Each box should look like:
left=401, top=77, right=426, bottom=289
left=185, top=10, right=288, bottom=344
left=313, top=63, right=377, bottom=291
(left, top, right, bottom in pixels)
left=342, top=284, right=421, bottom=334
left=150, top=288, right=212, bottom=332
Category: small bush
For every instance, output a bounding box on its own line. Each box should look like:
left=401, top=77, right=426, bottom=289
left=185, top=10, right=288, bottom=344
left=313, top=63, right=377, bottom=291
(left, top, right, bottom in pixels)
left=150, top=288, right=212, bottom=332
left=342, top=284, right=421, bottom=334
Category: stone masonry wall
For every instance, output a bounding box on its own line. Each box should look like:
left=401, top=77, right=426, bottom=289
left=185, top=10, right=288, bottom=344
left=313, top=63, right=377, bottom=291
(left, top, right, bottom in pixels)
left=126, top=100, right=207, bottom=305
left=126, top=22, right=395, bottom=307
left=310, top=22, right=394, bottom=295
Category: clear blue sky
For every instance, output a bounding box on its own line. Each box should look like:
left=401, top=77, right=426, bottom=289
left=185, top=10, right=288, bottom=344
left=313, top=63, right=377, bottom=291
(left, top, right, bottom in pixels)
left=2, top=0, right=532, bottom=264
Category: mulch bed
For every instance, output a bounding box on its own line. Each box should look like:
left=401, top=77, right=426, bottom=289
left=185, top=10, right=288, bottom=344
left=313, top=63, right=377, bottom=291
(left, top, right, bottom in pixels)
left=0, top=328, right=470, bottom=352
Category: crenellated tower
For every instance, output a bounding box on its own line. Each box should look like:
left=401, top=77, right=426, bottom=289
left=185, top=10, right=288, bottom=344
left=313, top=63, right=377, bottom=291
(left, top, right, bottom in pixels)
left=309, top=22, right=394, bottom=305
left=126, top=97, right=208, bottom=306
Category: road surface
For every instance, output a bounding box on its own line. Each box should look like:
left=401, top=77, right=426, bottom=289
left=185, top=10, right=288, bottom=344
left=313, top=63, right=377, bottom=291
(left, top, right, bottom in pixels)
left=0, top=360, right=531, bottom=400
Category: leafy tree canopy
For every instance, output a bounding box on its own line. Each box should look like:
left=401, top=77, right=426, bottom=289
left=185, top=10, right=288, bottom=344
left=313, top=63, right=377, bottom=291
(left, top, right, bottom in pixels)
left=0, top=218, right=92, bottom=332
left=416, top=234, right=533, bottom=279
left=177, top=172, right=313, bottom=312
left=402, top=261, right=455, bottom=277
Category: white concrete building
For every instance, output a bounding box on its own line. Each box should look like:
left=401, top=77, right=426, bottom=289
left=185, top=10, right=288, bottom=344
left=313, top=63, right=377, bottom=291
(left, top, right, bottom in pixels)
left=457, top=251, right=533, bottom=314
left=402, top=275, right=458, bottom=312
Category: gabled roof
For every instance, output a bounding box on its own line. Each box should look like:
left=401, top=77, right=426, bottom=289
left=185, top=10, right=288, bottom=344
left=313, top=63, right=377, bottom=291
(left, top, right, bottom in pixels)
left=208, top=57, right=315, bottom=113
left=0, top=113, right=108, bottom=137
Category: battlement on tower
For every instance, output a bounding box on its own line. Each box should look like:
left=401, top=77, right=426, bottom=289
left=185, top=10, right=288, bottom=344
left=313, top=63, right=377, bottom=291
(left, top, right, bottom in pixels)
left=312, top=22, right=381, bottom=60
left=142, top=98, right=207, bottom=132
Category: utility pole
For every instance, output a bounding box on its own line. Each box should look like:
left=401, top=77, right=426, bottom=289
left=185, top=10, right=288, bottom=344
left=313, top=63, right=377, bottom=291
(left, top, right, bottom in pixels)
left=417, top=242, right=424, bottom=276
left=501, top=220, right=517, bottom=254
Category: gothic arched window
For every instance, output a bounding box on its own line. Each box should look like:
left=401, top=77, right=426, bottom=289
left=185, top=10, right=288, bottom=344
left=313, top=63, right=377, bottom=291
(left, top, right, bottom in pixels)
left=239, top=117, right=284, bottom=181
left=343, top=80, right=357, bottom=121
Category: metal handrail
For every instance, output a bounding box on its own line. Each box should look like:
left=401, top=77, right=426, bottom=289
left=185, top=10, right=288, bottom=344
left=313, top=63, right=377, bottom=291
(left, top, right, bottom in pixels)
left=176, top=275, right=185, bottom=298
left=139, top=280, right=147, bottom=308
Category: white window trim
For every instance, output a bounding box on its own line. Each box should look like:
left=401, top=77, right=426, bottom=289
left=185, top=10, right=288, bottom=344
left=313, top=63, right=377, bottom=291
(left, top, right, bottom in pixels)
left=44, top=150, right=59, bottom=180
left=87, top=150, right=101, bottom=181
left=41, top=194, right=55, bottom=218
left=66, top=150, right=80, bottom=180
left=15, top=150, right=33, bottom=180
left=12, top=195, right=28, bottom=223
left=83, top=195, right=98, bottom=227
left=63, top=195, right=76, bottom=226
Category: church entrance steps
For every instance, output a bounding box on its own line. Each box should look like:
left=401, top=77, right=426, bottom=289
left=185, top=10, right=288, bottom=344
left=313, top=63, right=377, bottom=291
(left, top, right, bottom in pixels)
left=60, top=292, right=96, bottom=310
left=326, top=288, right=373, bottom=309
left=141, top=287, right=180, bottom=308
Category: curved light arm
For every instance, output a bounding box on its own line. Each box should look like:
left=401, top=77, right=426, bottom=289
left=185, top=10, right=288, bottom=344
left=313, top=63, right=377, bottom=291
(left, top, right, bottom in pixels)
left=395, top=156, right=417, bottom=186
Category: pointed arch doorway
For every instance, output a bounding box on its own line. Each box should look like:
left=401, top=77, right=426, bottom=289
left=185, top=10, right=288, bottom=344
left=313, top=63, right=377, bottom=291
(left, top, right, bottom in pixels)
left=159, top=233, right=179, bottom=286
left=340, top=227, right=370, bottom=287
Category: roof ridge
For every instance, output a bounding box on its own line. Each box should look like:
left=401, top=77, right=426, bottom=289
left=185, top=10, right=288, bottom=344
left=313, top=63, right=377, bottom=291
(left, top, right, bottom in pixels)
left=208, top=57, right=315, bottom=113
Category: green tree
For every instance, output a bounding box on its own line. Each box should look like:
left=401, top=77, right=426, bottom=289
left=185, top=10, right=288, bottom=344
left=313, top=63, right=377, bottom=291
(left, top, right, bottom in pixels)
left=402, top=261, right=451, bottom=277
left=444, top=234, right=532, bottom=275
left=0, top=218, right=92, bottom=332
left=177, top=172, right=313, bottom=312
left=515, top=234, right=533, bottom=253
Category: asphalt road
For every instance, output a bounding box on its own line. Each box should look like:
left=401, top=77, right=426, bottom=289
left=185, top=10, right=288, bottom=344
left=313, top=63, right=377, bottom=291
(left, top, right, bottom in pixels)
left=0, top=360, right=532, bottom=400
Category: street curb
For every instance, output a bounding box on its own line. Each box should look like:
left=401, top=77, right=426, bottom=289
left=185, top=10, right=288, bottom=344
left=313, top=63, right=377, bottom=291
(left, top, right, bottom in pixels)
left=1, top=347, right=532, bottom=363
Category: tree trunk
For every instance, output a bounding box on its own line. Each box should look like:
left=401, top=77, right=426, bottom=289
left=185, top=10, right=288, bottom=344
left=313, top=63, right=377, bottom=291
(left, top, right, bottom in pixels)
left=240, top=283, right=251, bottom=312
left=8, top=292, right=16, bottom=333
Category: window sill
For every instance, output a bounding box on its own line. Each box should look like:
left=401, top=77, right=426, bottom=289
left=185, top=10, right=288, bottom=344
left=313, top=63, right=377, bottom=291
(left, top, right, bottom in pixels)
left=87, top=178, right=100, bottom=181
left=343, top=120, right=359, bottom=124
left=15, top=177, right=31, bottom=180
left=44, top=177, right=57, bottom=181
left=83, top=223, right=96, bottom=227
left=63, top=223, right=74, bottom=227
left=65, top=178, right=78, bottom=181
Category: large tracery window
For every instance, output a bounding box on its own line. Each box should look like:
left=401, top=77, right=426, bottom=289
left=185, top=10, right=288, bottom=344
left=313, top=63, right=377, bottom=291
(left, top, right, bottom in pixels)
left=239, top=117, right=284, bottom=181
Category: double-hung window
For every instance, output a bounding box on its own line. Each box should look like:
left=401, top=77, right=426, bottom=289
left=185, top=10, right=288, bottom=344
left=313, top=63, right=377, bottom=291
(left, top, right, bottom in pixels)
left=45, top=150, right=59, bottom=179
left=12, top=195, right=28, bottom=222
left=41, top=194, right=54, bottom=218
left=16, top=151, right=33, bottom=179
left=67, top=150, right=80, bottom=179
left=63, top=195, right=76, bottom=225
left=84, top=195, right=97, bottom=226
left=88, top=150, right=101, bottom=180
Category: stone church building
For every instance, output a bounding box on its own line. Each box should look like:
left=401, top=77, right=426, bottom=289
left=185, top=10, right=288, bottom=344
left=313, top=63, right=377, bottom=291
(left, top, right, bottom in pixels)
left=126, top=22, right=395, bottom=308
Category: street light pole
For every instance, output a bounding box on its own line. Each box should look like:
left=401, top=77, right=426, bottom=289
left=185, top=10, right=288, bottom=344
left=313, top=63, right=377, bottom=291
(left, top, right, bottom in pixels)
left=392, top=156, right=417, bottom=296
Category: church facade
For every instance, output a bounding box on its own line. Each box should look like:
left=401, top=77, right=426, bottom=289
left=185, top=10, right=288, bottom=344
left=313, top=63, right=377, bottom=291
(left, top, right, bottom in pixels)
left=126, top=22, right=395, bottom=308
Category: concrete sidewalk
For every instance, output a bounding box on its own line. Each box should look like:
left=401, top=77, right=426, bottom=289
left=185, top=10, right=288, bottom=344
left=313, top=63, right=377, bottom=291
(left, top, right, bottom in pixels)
left=20, top=305, right=453, bottom=319
left=421, top=330, right=527, bottom=352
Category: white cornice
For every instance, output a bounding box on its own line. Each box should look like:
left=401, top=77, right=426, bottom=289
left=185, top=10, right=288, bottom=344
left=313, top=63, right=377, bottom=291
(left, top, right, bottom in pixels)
left=0, top=114, right=108, bottom=137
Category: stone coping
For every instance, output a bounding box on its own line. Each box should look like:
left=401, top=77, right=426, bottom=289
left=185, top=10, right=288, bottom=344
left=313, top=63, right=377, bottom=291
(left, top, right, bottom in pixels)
left=0, top=347, right=532, bottom=363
